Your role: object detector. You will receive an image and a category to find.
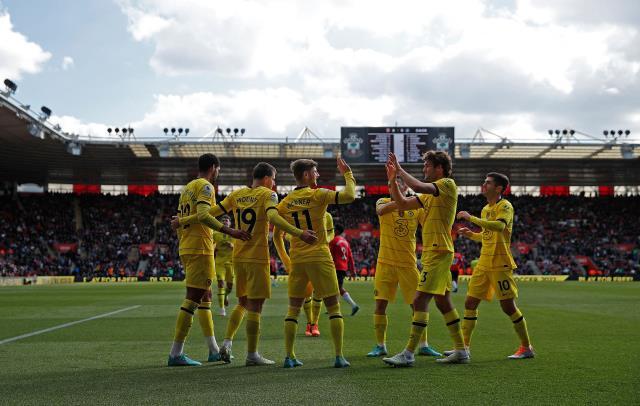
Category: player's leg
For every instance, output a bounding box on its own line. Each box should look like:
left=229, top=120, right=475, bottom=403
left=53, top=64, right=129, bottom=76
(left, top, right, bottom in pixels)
left=310, top=294, right=322, bottom=336
left=368, top=263, right=395, bottom=357
left=421, top=252, right=468, bottom=364
left=493, top=273, right=534, bottom=359
left=451, top=269, right=459, bottom=292
left=303, top=296, right=313, bottom=336
left=196, top=288, right=222, bottom=361
left=243, top=262, right=273, bottom=366
left=220, top=264, right=248, bottom=363
left=283, top=265, right=309, bottom=368
left=216, top=277, right=227, bottom=316
left=310, top=262, right=349, bottom=367
left=382, top=290, right=432, bottom=367
left=168, top=254, right=212, bottom=366
left=338, top=271, right=359, bottom=315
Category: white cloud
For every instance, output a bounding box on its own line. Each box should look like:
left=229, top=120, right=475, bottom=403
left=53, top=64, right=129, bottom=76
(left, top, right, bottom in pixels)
left=61, top=0, right=640, bottom=142
left=0, top=12, right=51, bottom=80
left=61, top=56, right=74, bottom=70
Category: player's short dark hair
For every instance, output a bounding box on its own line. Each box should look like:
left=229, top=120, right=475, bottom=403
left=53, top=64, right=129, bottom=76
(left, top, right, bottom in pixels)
left=253, top=162, right=277, bottom=179
left=198, top=154, right=220, bottom=172
left=423, top=150, right=452, bottom=177
left=487, top=172, right=510, bottom=193
left=290, top=159, right=318, bottom=182
left=334, top=224, right=344, bottom=235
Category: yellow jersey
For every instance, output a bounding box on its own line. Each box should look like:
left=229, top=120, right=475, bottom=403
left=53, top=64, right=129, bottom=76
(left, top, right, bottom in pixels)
left=218, top=186, right=278, bottom=264
left=212, top=230, right=233, bottom=266
left=277, top=186, right=339, bottom=264
left=177, top=178, right=216, bottom=256
left=417, top=177, right=457, bottom=253
left=376, top=197, right=425, bottom=267
left=325, top=212, right=335, bottom=243
left=477, top=198, right=517, bottom=271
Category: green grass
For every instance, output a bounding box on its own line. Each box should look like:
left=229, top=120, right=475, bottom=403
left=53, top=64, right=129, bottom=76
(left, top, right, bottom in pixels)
left=0, top=281, right=638, bottom=405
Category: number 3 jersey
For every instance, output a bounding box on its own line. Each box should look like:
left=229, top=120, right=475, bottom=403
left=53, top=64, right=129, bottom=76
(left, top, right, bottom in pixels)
left=177, top=178, right=217, bottom=256
left=376, top=197, right=425, bottom=267
left=218, top=186, right=279, bottom=264
left=277, top=186, right=340, bottom=264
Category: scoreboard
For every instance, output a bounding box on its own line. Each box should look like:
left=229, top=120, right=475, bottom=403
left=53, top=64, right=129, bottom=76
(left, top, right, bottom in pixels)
left=340, top=127, right=454, bottom=164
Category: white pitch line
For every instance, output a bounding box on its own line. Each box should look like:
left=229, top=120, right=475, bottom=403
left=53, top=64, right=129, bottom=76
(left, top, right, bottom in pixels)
left=0, top=305, right=141, bottom=345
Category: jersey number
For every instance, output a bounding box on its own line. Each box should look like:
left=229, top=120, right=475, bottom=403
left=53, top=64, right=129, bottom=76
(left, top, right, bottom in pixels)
left=235, top=208, right=257, bottom=234
left=497, top=280, right=510, bottom=293
left=179, top=203, right=191, bottom=229
left=292, top=209, right=313, bottom=230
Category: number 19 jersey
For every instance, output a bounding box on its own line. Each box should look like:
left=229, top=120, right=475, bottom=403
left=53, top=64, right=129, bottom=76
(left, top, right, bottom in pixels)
left=277, top=186, right=339, bottom=264
left=218, top=186, right=278, bottom=264
left=177, top=178, right=216, bottom=256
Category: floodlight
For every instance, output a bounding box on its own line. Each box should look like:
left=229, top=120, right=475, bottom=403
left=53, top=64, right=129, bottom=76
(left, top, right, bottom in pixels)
left=163, top=128, right=169, bottom=134
left=184, top=128, right=189, bottom=135
left=240, top=128, right=245, bottom=135
left=40, top=106, right=52, bottom=119
left=3, top=79, right=17, bottom=94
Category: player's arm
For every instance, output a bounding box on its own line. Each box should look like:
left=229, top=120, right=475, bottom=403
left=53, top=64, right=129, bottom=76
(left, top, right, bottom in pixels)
left=386, top=159, right=422, bottom=211
left=457, top=211, right=506, bottom=232
left=272, top=226, right=291, bottom=273
left=376, top=199, right=398, bottom=216
left=325, top=213, right=335, bottom=241
left=457, top=227, right=483, bottom=242
left=388, top=152, right=438, bottom=195
left=334, top=157, right=356, bottom=204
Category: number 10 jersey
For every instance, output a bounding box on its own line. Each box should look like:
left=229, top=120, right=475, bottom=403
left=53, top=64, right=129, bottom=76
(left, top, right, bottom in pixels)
left=218, top=186, right=279, bottom=264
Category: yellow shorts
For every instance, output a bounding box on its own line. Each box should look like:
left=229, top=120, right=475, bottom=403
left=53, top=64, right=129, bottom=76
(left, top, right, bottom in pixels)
left=467, top=265, right=518, bottom=301
left=182, top=254, right=215, bottom=290
left=289, top=261, right=339, bottom=299
left=235, top=262, right=271, bottom=299
left=374, top=262, right=419, bottom=304
left=215, top=262, right=234, bottom=283
left=417, top=251, right=454, bottom=295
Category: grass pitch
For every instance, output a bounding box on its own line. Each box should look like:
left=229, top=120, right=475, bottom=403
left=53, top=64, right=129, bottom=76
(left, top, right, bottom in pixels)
left=0, top=281, right=638, bottom=405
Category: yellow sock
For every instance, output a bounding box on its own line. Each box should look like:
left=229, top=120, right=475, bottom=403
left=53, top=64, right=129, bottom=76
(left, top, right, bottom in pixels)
left=462, top=309, right=478, bottom=347
left=419, top=317, right=428, bottom=346
left=284, top=306, right=300, bottom=358
left=173, top=299, right=199, bottom=342
left=311, top=297, right=322, bottom=325
left=327, top=303, right=344, bottom=357
left=224, top=305, right=246, bottom=340
left=246, top=311, right=261, bottom=353
left=444, top=309, right=465, bottom=350
left=374, top=314, right=387, bottom=345
left=406, top=311, right=428, bottom=352
left=196, top=301, right=214, bottom=337
left=217, top=290, right=225, bottom=308
left=303, top=298, right=312, bottom=324
left=510, top=309, right=531, bottom=347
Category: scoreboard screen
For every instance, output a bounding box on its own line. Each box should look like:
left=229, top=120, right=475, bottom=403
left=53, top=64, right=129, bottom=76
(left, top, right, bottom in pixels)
left=340, top=127, right=454, bottom=164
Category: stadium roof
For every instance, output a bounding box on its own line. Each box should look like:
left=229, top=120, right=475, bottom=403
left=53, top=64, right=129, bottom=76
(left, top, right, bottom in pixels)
left=1, top=93, right=639, bottom=186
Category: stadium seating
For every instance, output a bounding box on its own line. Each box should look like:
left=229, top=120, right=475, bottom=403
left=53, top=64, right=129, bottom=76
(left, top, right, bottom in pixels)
left=0, top=193, right=638, bottom=279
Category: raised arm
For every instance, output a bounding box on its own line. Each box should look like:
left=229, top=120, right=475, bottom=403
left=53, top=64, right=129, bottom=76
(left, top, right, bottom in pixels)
left=334, top=157, right=356, bottom=204
left=376, top=200, right=398, bottom=216
left=388, top=152, right=438, bottom=195
left=387, top=160, right=422, bottom=211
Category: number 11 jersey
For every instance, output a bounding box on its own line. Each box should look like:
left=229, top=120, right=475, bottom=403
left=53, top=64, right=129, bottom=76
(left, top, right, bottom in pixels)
left=218, top=186, right=279, bottom=264
left=277, top=186, right=339, bottom=264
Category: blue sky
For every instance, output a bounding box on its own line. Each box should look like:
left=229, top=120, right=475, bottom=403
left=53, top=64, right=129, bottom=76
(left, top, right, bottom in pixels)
left=1, top=0, right=639, bottom=142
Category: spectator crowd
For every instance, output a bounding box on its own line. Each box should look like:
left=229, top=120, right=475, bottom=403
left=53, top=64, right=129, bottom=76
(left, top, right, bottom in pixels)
left=1, top=193, right=638, bottom=280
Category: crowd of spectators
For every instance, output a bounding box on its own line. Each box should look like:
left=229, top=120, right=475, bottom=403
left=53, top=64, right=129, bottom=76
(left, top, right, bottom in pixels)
left=1, top=193, right=638, bottom=280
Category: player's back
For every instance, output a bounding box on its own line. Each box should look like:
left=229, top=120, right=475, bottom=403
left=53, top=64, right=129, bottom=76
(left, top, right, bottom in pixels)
left=329, top=235, right=352, bottom=271
left=418, top=177, right=457, bottom=253
left=278, top=187, right=332, bottom=263
left=478, top=198, right=517, bottom=270
left=177, top=178, right=215, bottom=256
left=377, top=197, right=423, bottom=267
left=226, top=186, right=274, bottom=263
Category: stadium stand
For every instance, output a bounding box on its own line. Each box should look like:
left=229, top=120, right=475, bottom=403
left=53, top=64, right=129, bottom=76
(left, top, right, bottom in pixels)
left=1, top=193, right=638, bottom=280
